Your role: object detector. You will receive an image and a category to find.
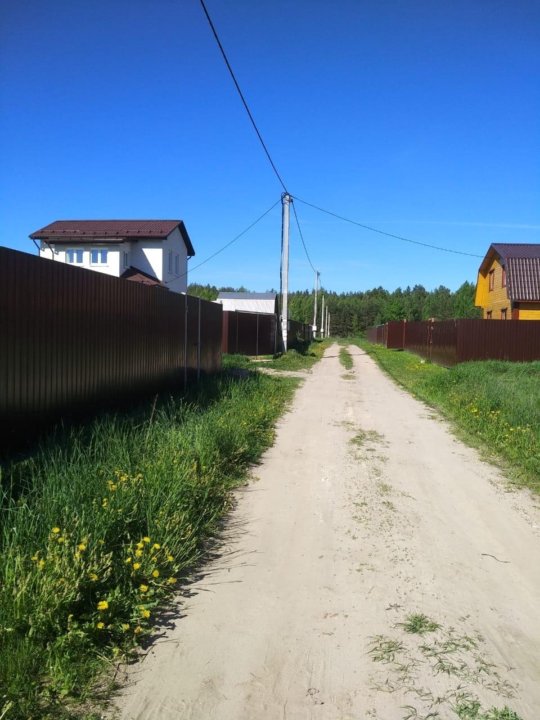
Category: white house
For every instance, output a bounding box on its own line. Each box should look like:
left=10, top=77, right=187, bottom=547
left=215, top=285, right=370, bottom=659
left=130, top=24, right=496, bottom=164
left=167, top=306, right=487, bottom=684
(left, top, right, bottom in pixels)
left=30, top=220, right=195, bottom=293
left=216, top=292, right=278, bottom=314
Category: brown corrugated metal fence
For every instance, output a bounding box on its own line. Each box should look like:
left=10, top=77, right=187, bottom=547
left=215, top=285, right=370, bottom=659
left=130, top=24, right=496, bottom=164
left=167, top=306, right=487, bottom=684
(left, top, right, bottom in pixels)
left=0, top=247, right=222, bottom=441
left=222, top=311, right=313, bottom=356
left=366, top=318, right=540, bottom=365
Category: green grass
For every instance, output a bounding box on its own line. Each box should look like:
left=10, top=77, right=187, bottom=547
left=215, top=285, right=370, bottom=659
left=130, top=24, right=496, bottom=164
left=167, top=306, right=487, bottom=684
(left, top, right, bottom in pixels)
left=400, top=613, right=440, bottom=635
left=251, top=338, right=331, bottom=371
left=354, top=339, right=540, bottom=494
left=339, top=346, right=353, bottom=370
left=0, top=371, right=298, bottom=719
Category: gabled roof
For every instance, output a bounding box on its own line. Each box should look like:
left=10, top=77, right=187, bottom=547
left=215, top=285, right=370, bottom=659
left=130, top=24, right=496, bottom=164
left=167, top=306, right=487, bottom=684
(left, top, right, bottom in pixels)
left=30, top=220, right=195, bottom=257
left=479, top=243, right=540, bottom=302
left=121, top=266, right=167, bottom=288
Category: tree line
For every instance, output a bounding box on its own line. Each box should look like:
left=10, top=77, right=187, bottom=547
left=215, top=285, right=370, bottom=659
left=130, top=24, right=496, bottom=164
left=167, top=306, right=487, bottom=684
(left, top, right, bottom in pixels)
left=187, top=281, right=481, bottom=337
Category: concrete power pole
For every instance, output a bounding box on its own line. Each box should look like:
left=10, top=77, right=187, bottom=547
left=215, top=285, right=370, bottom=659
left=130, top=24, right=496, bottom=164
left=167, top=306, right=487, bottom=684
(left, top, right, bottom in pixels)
left=326, top=307, right=330, bottom=337
left=321, top=295, right=325, bottom=338
left=280, top=193, right=291, bottom=352
left=328, top=312, right=331, bottom=337
left=312, top=270, right=320, bottom=336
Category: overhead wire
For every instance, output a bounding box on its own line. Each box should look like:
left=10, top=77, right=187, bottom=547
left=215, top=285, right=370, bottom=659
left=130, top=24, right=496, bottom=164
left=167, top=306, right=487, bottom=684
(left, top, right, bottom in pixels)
left=198, top=0, right=288, bottom=193
left=293, top=196, right=484, bottom=259
left=291, top=199, right=318, bottom=274
left=168, top=198, right=281, bottom=284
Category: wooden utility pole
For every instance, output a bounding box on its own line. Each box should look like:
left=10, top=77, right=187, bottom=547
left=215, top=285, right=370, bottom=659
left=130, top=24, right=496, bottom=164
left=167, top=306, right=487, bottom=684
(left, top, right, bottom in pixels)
left=281, top=193, right=291, bottom=351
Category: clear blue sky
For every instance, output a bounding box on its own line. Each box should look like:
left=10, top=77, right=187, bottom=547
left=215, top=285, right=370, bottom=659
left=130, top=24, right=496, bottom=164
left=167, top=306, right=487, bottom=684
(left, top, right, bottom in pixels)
left=1, top=0, right=539, bottom=293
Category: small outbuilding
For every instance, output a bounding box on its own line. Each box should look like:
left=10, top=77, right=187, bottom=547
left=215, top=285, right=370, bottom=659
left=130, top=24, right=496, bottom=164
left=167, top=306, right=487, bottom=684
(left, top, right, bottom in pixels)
left=216, top=292, right=278, bottom=315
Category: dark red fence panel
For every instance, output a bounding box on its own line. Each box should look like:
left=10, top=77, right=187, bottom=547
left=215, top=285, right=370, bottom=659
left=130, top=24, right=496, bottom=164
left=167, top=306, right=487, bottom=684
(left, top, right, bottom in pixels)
left=0, top=247, right=222, bottom=445
left=456, top=319, right=540, bottom=363
left=367, top=318, right=540, bottom=365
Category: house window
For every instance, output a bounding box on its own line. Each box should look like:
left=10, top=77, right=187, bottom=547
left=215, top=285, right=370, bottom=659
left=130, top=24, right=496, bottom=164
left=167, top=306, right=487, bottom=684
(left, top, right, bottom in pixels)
left=66, top=248, right=84, bottom=264
left=488, top=270, right=495, bottom=291
left=501, top=308, right=507, bottom=320
left=90, top=249, right=108, bottom=265
left=174, top=254, right=180, bottom=276
left=168, top=250, right=173, bottom=274
left=486, top=310, right=492, bottom=319
left=123, top=251, right=129, bottom=269
left=501, top=266, right=506, bottom=287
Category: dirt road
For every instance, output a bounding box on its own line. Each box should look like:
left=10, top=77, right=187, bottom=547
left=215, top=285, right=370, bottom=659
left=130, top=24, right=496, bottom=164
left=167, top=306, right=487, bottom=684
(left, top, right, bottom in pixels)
left=116, top=345, right=540, bottom=720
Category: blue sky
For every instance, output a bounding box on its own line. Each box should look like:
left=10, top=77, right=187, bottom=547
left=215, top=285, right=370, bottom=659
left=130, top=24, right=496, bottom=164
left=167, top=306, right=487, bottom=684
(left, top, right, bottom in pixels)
left=1, top=0, right=539, bottom=293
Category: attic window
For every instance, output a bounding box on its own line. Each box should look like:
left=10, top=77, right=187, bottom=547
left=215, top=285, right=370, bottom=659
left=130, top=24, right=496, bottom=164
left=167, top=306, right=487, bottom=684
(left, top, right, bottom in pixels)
left=501, top=266, right=506, bottom=288
left=488, top=270, right=495, bottom=291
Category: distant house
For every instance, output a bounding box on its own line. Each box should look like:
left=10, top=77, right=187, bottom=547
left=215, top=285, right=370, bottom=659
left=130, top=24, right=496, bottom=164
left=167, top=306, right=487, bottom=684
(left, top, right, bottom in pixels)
left=475, top=243, right=540, bottom=320
left=30, top=220, right=195, bottom=294
left=216, top=292, right=278, bottom=315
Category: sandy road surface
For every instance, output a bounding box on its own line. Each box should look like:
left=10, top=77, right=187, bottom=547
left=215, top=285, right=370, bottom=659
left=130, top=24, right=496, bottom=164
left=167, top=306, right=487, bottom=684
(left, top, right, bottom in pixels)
left=116, top=345, right=540, bottom=720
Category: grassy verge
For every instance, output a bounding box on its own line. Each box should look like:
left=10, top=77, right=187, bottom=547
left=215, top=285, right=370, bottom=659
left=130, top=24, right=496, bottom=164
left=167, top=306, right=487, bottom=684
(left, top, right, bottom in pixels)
left=353, top=338, right=539, bottom=494
left=339, top=346, right=353, bottom=370
left=0, top=370, right=298, bottom=719
left=251, top=338, right=332, bottom=371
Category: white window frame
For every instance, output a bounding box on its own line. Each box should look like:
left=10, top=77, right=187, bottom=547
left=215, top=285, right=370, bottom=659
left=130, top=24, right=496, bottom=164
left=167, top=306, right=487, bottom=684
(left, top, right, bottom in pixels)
left=123, top=251, right=129, bottom=269
left=90, top=248, right=108, bottom=266
left=66, top=248, right=84, bottom=265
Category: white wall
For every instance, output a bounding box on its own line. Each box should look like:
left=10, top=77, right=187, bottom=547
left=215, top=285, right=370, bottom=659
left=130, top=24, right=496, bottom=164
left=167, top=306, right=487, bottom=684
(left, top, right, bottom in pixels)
left=39, top=242, right=121, bottom=277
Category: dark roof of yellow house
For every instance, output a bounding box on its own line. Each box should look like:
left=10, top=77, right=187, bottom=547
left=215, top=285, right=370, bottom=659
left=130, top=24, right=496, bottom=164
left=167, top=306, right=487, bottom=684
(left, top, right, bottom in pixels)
left=479, top=244, right=540, bottom=302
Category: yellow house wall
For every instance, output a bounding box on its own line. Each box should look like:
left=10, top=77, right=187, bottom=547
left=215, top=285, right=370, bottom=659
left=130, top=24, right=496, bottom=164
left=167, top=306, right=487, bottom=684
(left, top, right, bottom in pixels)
left=475, top=257, right=511, bottom=318
left=518, top=303, right=540, bottom=320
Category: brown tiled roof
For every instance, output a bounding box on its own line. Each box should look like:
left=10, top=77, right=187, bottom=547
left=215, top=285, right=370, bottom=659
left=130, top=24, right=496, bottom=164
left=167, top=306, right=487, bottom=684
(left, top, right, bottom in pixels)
left=120, top=266, right=167, bottom=288
left=30, top=220, right=195, bottom=256
left=506, top=257, right=540, bottom=301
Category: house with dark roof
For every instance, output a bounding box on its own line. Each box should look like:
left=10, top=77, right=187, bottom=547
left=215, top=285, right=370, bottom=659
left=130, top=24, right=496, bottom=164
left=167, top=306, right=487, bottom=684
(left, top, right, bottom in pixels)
left=216, top=291, right=278, bottom=315
left=30, top=220, right=195, bottom=294
left=475, top=243, right=540, bottom=320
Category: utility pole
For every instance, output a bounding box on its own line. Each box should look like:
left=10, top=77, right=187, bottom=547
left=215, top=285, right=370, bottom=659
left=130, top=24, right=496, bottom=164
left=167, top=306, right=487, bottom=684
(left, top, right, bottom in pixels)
left=312, top=270, right=320, bottom=337
left=321, top=295, right=325, bottom=338
left=281, top=193, right=291, bottom=352
left=328, top=311, right=331, bottom=337
left=326, top=307, right=330, bottom=337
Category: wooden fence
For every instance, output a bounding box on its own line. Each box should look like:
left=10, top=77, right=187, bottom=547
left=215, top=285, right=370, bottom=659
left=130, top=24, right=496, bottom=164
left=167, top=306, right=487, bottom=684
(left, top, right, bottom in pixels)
left=0, top=247, right=222, bottom=443
left=366, top=319, right=540, bottom=366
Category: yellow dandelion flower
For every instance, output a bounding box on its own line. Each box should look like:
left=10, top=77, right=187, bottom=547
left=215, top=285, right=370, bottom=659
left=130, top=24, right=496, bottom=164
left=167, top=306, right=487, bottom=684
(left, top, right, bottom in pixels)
left=97, top=600, right=109, bottom=611
left=140, top=609, right=150, bottom=619
left=134, top=626, right=142, bottom=635
left=135, top=549, right=143, bottom=558
left=125, top=557, right=132, bottom=564
left=152, top=570, right=159, bottom=578
left=167, top=577, right=176, bottom=585
left=89, top=573, right=98, bottom=581
left=136, top=542, right=144, bottom=550
left=142, top=536, right=151, bottom=544
left=77, top=543, right=87, bottom=552
left=57, top=536, right=65, bottom=544
left=167, top=555, right=174, bottom=563
left=51, top=527, right=61, bottom=534
left=132, top=562, right=141, bottom=571
left=96, top=622, right=105, bottom=629
left=31, top=554, right=39, bottom=562
left=152, top=543, right=161, bottom=550
left=139, top=584, right=149, bottom=593
left=38, top=559, right=46, bottom=570
left=122, top=623, right=130, bottom=631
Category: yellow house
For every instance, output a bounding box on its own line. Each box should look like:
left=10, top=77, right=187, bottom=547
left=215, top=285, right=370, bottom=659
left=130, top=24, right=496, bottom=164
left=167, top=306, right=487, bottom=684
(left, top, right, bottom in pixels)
left=475, top=243, right=540, bottom=320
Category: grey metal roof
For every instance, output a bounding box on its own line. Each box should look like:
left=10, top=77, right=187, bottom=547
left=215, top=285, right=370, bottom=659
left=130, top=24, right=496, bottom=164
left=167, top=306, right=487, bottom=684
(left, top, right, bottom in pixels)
left=217, top=292, right=277, bottom=300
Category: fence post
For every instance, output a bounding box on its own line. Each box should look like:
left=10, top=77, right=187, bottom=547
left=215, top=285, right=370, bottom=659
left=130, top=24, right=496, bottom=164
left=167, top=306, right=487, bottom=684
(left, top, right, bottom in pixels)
left=197, top=297, right=201, bottom=382
left=256, top=313, right=259, bottom=357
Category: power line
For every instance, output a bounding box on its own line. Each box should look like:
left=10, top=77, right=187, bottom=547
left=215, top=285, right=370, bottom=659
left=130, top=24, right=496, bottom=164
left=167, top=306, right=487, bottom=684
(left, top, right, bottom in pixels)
left=293, top=196, right=484, bottom=259
left=291, top=199, right=318, bottom=274
left=199, top=0, right=288, bottom=193
left=174, top=198, right=281, bottom=283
